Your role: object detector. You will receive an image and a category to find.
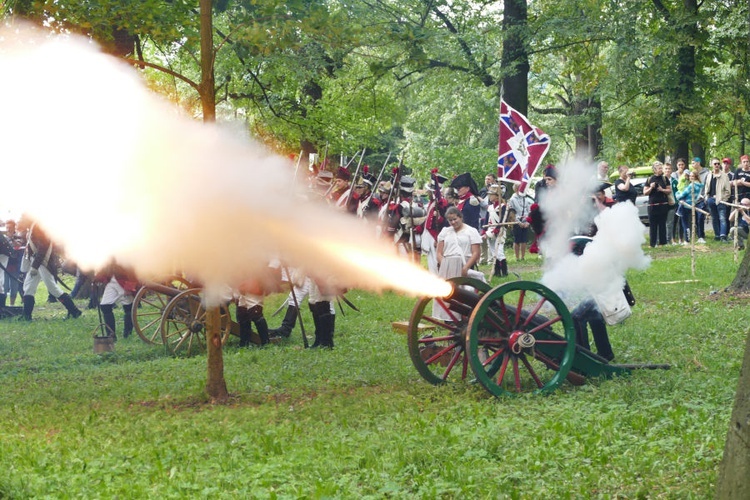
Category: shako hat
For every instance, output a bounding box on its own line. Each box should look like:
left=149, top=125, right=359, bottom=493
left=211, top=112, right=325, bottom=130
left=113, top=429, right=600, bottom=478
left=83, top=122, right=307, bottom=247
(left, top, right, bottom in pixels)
left=335, top=167, right=351, bottom=181
left=400, top=176, right=416, bottom=193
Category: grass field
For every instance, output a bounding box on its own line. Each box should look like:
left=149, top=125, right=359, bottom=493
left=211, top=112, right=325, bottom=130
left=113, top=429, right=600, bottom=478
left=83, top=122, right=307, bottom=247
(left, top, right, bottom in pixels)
left=0, top=242, right=746, bottom=498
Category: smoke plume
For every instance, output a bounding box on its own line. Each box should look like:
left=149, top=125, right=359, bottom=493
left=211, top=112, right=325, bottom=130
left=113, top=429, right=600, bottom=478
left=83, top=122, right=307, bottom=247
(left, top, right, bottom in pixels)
left=0, top=25, right=450, bottom=300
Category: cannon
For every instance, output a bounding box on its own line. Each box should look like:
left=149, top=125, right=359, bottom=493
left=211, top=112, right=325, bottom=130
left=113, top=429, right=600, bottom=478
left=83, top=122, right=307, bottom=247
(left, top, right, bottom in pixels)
left=407, top=276, right=669, bottom=397
left=131, top=276, right=246, bottom=356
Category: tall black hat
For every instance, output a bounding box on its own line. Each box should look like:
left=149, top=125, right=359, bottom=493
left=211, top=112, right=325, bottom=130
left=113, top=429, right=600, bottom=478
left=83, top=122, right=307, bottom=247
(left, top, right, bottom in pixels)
left=450, top=172, right=479, bottom=196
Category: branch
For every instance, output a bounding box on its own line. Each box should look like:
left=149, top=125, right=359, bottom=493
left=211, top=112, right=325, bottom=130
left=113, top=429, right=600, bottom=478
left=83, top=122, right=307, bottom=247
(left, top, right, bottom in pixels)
left=123, top=57, right=200, bottom=93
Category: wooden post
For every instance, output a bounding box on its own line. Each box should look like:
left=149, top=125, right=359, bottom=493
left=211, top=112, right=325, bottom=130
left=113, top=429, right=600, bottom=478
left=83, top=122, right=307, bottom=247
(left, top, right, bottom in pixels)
left=205, top=306, right=228, bottom=403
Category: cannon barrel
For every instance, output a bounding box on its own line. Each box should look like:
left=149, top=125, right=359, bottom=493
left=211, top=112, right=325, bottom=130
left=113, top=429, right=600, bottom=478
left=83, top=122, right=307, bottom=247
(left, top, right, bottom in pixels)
left=442, top=282, right=482, bottom=317
left=140, top=281, right=187, bottom=298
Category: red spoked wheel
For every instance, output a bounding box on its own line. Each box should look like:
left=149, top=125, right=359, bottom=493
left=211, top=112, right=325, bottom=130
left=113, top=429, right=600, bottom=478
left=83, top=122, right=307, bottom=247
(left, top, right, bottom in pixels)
left=466, top=281, right=576, bottom=396
left=407, top=276, right=491, bottom=386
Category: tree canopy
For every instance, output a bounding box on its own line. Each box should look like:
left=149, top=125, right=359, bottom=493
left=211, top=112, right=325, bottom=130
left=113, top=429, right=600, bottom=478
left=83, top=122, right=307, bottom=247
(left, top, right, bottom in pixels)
left=4, top=0, right=750, bottom=180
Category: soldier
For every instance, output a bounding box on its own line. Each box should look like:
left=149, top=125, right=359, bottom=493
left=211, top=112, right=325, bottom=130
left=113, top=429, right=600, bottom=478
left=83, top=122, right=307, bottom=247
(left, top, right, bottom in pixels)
left=422, top=170, right=449, bottom=274
left=328, top=167, right=352, bottom=209
left=482, top=184, right=509, bottom=277
left=354, top=169, right=381, bottom=221
left=94, top=260, right=138, bottom=339
left=386, top=176, right=426, bottom=259
left=17, top=215, right=81, bottom=321
left=449, top=172, right=481, bottom=231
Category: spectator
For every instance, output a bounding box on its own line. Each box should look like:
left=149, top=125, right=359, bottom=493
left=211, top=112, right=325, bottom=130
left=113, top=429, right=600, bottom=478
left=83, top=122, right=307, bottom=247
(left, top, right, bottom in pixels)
left=729, top=198, right=750, bottom=250
left=691, top=158, right=709, bottom=242
left=596, top=160, right=610, bottom=182
left=733, top=154, right=750, bottom=202
left=676, top=171, right=705, bottom=244
left=613, top=166, right=637, bottom=204
left=663, top=162, right=677, bottom=244
left=723, top=157, right=735, bottom=181
left=643, top=161, right=671, bottom=247
left=482, top=185, right=509, bottom=277
left=704, top=157, right=731, bottom=241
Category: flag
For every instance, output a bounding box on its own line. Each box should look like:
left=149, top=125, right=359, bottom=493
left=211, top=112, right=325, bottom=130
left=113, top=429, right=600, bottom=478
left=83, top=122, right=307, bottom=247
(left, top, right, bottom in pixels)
left=497, top=100, right=551, bottom=192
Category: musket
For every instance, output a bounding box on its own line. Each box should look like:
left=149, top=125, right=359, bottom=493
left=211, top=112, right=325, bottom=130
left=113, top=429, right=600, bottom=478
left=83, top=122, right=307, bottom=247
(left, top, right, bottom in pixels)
left=282, top=265, right=308, bottom=348
left=358, top=152, right=391, bottom=218
left=339, top=149, right=366, bottom=207
left=350, top=148, right=366, bottom=184
left=384, top=153, right=404, bottom=210
left=292, top=150, right=304, bottom=183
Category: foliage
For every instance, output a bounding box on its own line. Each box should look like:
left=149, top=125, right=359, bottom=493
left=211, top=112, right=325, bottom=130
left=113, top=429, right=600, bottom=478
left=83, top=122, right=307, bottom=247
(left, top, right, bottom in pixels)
left=0, top=243, right=746, bottom=497
left=7, top=1, right=750, bottom=170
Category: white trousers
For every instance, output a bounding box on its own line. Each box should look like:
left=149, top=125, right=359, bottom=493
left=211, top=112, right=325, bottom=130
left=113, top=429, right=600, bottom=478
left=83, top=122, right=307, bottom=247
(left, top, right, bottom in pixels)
left=0, top=254, right=8, bottom=294
left=23, top=265, right=64, bottom=298
left=100, top=276, right=134, bottom=306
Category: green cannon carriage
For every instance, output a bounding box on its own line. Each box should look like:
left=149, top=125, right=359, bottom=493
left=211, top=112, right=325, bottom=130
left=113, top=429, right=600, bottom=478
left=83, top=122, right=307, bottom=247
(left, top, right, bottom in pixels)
left=407, top=276, right=669, bottom=397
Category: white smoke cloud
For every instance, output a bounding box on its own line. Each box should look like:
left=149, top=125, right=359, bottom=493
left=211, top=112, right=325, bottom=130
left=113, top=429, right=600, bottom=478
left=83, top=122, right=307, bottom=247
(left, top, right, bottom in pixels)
left=0, top=25, right=451, bottom=300
left=538, top=160, right=651, bottom=306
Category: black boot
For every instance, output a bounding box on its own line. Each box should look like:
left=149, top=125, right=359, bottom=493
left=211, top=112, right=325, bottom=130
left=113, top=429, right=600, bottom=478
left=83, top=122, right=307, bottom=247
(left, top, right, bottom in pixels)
left=493, top=259, right=502, bottom=278
left=99, top=304, right=117, bottom=339
left=22, top=295, right=34, bottom=321
left=269, top=305, right=297, bottom=338
left=0, top=293, right=6, bottom=309
left=321, top=312, right=335, bottom=349
left=58, top=293, right=82, bottom=319
left=236, top=305, right=253, bottom=347
left=500, top=259, right=508, bottom=277
left=309, top=302, right=325, bottom=348
left=122, top=304, right=133, bottom=338
left=248, top=305, right=269, bottom=346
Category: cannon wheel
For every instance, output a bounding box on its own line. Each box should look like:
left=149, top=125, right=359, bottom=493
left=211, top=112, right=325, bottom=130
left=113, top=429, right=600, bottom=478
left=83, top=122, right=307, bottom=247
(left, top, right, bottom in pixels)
left=407, top=276, right=492, bottom=386
left=160, top=288, right=231, bottom=356
left=132, top=276, right=193, bottom=345
left=466, top=281, right=576, bottom=397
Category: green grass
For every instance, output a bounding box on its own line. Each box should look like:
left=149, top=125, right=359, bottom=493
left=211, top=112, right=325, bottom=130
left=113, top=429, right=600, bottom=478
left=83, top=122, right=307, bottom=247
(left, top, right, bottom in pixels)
left=0, top=242, right=746, bottom=498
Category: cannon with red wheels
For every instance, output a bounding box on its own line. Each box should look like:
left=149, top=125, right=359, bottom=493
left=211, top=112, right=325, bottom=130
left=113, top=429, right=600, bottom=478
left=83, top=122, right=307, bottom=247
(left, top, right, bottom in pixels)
left=407, top=276, right=669, bottom=397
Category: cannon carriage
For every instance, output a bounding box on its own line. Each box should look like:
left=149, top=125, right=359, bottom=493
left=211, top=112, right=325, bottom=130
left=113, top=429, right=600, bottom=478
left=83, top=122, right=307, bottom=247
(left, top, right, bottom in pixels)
left=407, top=276, right=669, bottom=397
left=130, top=275, right=265, bottom=356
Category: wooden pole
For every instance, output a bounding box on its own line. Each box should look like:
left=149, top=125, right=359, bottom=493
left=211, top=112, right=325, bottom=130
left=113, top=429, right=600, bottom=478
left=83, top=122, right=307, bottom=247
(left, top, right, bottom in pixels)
left=205, top=306, right=228, bottom=403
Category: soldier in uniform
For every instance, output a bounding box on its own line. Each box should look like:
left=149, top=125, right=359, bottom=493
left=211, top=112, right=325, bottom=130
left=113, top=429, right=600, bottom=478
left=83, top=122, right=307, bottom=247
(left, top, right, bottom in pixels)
left=450, top=172, right=481, bottom=231
left=482, top=184, right=509, bottom=277
left=328, top=167, right=352, bottom=209
left=353, top=168, right=382, bottom=221
left=386, top=176, right=426, bottom=260
left=17, top=215, right=82, bottom=321
left=94, top=259, right=138, bottom=339
left=422, top=170, right=449, bottom=274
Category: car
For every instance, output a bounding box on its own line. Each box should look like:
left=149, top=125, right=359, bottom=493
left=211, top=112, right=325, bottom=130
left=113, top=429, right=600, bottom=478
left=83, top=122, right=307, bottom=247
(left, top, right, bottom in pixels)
left=605, top=174, right=650, bottom=224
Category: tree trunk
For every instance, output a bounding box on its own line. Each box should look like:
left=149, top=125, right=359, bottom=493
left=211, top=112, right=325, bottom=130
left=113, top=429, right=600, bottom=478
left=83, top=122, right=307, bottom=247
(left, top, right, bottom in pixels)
left=716, top=331, right=750, bottom=499
left=205, top=307, right=229, bottom=403
left=500, top=0, right=529, bottom=115
left=199, top=0, right=227, bottom=403
left=728, top=250, right=750, bottom=293
left=200, top=0, right=216, bottom=123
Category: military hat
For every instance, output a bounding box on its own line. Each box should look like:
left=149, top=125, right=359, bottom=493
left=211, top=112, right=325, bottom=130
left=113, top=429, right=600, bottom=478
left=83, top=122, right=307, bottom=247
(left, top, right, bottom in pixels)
left=378, top=181, right=392, bottom=193
left=400, top=176, right=416, bottom=193
left=449, top=172, right=479, bottom=196
left=335, top=167, right=351, bottom=181
left=357, top=172, right=377, bottom=188
left=315, top=170, right=333, bottom=187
